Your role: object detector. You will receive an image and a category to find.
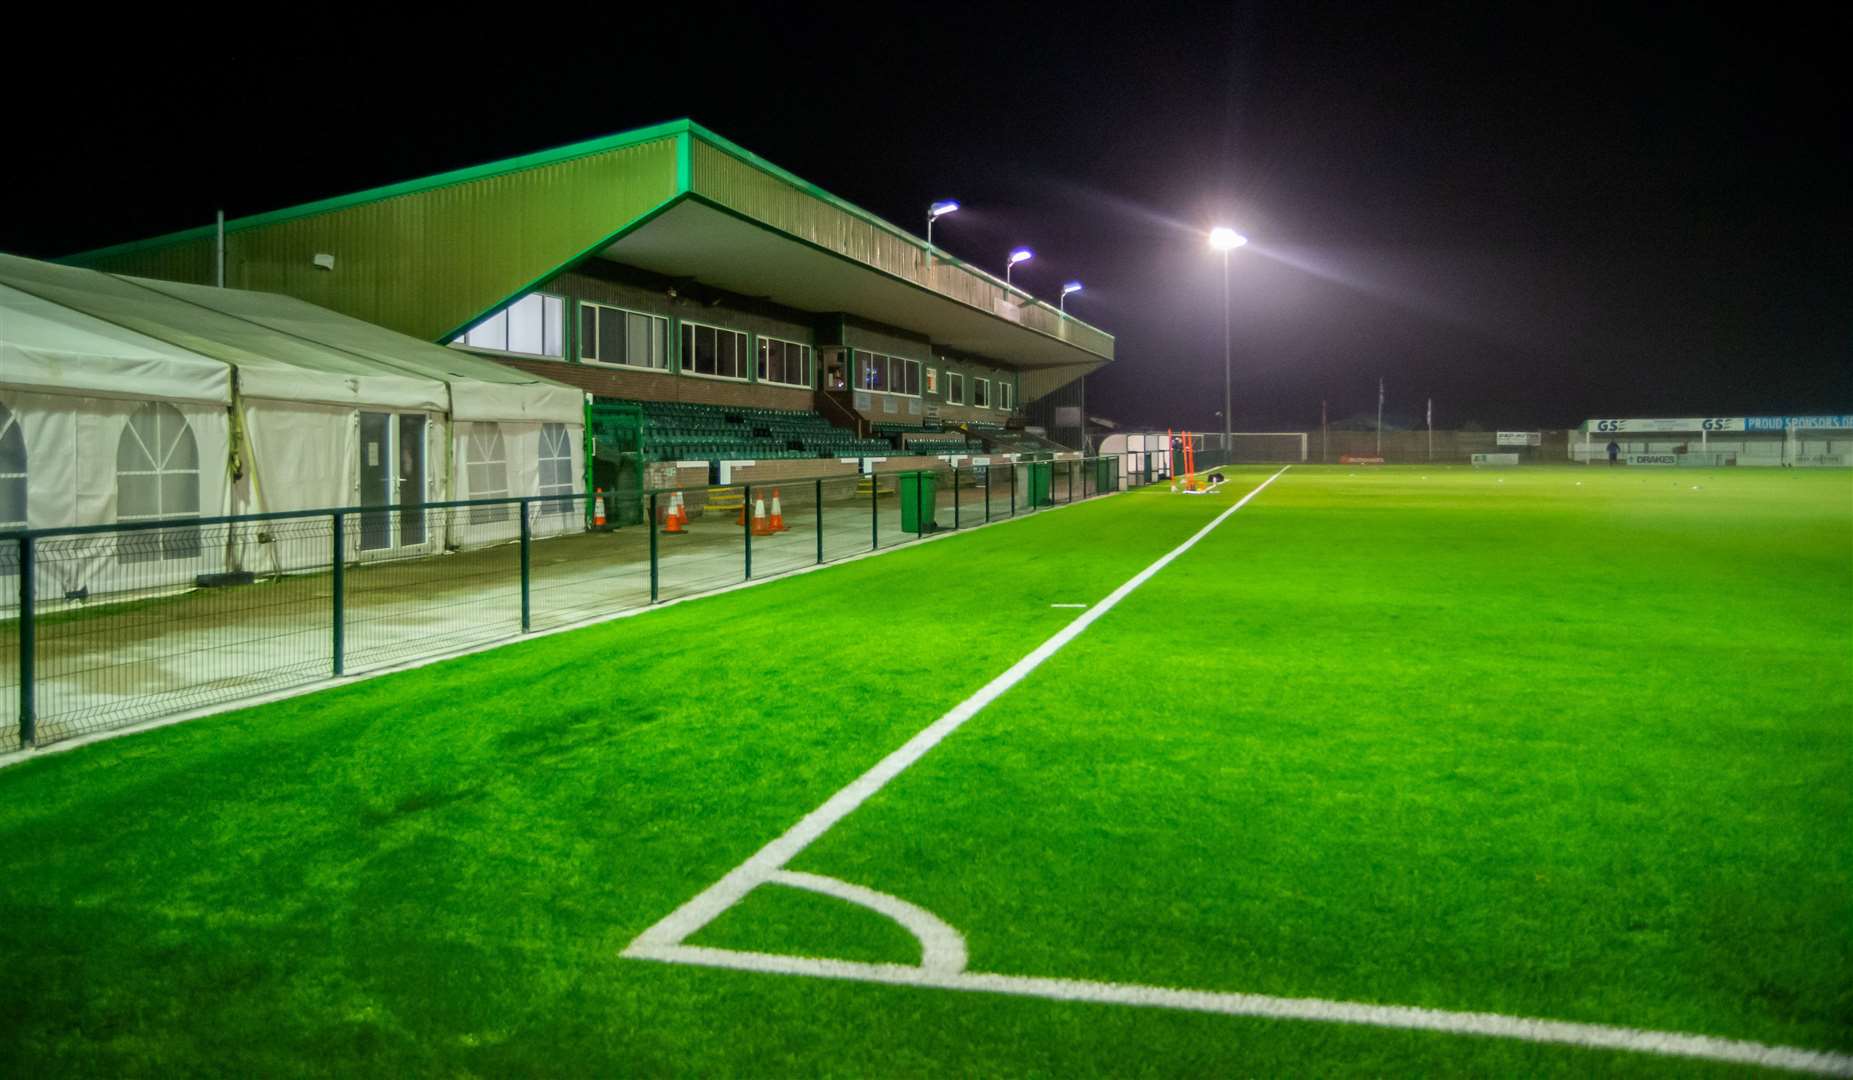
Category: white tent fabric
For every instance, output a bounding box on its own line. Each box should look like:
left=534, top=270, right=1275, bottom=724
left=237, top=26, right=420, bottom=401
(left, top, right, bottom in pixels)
left=0, top=282, right=230, bottom=405
left=0, top=254, right=586, bottom=599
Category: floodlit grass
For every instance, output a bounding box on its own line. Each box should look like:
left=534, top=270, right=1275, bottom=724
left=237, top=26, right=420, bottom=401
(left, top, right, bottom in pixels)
left=0, top=466, right=1847, bottom=1076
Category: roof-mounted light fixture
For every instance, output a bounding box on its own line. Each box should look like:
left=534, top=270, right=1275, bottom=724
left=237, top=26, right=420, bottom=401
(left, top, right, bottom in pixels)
left=1060, top=281, right=1083, bottom=314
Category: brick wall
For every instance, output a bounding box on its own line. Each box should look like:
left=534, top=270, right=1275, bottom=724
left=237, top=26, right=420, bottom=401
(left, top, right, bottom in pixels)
left=496, top=357, right=812, bottom=410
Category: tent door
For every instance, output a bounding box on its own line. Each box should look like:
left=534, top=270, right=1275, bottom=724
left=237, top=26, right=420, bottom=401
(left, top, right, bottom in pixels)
left=359, top=411, right=427, bottom=552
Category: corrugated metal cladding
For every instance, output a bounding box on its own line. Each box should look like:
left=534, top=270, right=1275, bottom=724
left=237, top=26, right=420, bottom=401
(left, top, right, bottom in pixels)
left=1025, top=371, right=1090, bottom=450
left=1020, top=362, right=1104, bottom=405
left=688, top=138, right=1114, bottom=362
left=77, top=138, right=681, bottom=343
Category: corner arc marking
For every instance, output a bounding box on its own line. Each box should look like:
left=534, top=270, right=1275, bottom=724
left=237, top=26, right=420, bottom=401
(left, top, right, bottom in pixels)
left=768, top=870, right=968, bottom=974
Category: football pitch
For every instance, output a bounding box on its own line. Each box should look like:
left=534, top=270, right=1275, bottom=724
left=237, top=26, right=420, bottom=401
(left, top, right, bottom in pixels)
left=1, top=465, right=1848, bottom=1076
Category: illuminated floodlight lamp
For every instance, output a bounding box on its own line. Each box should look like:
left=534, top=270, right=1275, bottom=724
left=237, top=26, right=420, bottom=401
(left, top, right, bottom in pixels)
left=1060, top=281, right=1083, bottom=313
left=1209, top=227, right=1248, bottom=252
left=1006, top=247, right=1034, bottom=286
left=927, top=200, right=959, bottom=249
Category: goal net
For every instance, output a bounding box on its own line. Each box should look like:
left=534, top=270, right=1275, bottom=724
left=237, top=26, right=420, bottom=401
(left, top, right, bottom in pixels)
left=1224, top=432, right=1308, bottom=464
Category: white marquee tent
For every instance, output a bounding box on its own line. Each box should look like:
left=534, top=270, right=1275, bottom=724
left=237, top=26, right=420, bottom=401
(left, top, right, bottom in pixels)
left=0, top=253, right=586, bottom=597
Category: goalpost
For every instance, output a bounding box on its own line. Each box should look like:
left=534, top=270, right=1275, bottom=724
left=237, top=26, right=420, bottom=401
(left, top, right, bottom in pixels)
left=1223, top=432, right=1308, bottom=464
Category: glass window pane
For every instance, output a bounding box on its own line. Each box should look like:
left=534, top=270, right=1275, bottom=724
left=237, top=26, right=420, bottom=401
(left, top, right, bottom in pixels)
left=627, top=312, right=651, bottom=367
left=580, top=306, right=598, bottom=359
left=507, top=295, right=545, bottom=355
left=652, top=317, right=667, bottom=367
left=600, top=307, right=627, bottom=364
left=543, top=297, right=564, bottom=357
left=466, top=308, right=508, bottom=351
left=695, top=327, right=717, bottom=374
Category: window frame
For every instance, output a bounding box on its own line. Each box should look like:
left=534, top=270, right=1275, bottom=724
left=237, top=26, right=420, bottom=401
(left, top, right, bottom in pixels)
left=466, top=422, right=511, bottom=525
left=679, top=320, right=750, bottom=382
left=756, top=334, right=813, bottom=388
left=454, top=293, right=565, bottom=359
left=579, top=302, right=669, bottom=370
left=997, top=380, right=1015, bottom=411
left=973, top=378, right=991, bottom=408
left=854, top=349, right=923, bottom=397
left=537, top=422, right=577, bottom=515
left=945, top=372, right=964, bottom=405
left=116, top=401, right=202, bottom=563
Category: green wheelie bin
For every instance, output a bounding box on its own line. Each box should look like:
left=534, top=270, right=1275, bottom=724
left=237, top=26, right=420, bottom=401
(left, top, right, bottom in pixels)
left=898, top=470, right=938, bottom=533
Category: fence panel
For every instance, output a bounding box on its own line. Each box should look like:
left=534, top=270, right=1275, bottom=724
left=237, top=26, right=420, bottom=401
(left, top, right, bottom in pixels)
left=17, top=517, right=335, bottom=748
left=528, top=496, right=651, bottom=632
left=3, top=463, right=1131, bottom=753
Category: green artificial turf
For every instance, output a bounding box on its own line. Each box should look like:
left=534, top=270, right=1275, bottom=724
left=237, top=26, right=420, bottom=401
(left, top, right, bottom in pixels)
left=0, top=466, right=1847, bottom=1076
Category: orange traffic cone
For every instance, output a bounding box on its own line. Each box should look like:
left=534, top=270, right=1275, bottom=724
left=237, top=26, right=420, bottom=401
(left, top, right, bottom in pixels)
left=769, top=488, right=787, bottom=532
left=662, top=495, right=686, bottom=536
left=736, top=500, right=747, bottom=526
left=672, top=491, right=688, bottom=528
left=593, top=488, right=607, bottom=528
left=751, top=495, right=775, bottom=537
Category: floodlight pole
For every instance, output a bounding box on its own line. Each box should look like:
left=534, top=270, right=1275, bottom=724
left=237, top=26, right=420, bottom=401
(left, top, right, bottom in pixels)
left=1376, top=378, right=1384, bottom=457
left=1222, top=249, right=1232, bottom=448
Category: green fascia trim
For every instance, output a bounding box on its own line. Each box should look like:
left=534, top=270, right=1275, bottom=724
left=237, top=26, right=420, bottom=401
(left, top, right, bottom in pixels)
left=684, top=122, right=1114, bottom=343
left=61, top=119, right=697, bottom=266
left=61, top=115, right=1110, bottom=350
left=435, top=192, right=687, bottom=345
left=679, top=193, right=1112, bottom=367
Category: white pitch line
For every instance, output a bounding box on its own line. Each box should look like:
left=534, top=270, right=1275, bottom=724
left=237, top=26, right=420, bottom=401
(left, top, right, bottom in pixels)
left=624, top=467, right=1291, bottom=955
left=768, top=871, right=968, bottom=974
left=626, top=946, right=1853, bottom=1077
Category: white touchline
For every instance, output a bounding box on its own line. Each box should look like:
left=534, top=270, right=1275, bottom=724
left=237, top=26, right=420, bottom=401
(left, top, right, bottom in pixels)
left=1049, top=603, right=1088, bottom=609
left=625, top=466, right=1292, bottom=956
left=621, top=461, right=1853, bottom=1076
left=625, top=947, right=1853, bottom=1077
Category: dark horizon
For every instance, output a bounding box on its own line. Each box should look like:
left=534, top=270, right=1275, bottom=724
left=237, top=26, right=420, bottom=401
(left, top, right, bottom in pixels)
left=6, top=6, right=1846, bottom=431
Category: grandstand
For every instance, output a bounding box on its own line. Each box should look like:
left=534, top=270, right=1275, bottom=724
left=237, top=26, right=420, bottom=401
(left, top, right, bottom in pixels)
left=61, top=120, right=1112, bottom=510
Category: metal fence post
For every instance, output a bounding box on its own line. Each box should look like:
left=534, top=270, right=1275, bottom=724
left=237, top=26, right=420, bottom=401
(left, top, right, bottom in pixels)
left=985, top=466, right=992, bottom=522
left=1068, top=460, right=1075, bottom=504
left=519, top=499, right=532, bottom=633
left=331, top=511, right=345, bottom=677
left=869, top=468, right=878, bottom=550
left=953, top=467, right=961, bottom=529
left=18, top=535, right=35, bottom=749
left=914, top=469, right=923, bottom=537
left=814, top=478, right=824, bottom=564
left=743, top=483, right=754, bottom=580
left=648, top=492, right=659, bottom=603
left=1010, top=462, right=1017, bottom=517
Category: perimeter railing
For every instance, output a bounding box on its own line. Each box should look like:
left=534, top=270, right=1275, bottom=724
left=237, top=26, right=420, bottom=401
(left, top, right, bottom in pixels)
left=1, top=455, right=1128, bottom=753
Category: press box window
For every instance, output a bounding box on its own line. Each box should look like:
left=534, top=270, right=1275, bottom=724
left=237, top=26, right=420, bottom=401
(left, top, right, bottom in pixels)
left=454, top=294, right=564, bottom=358
left=973, top=378, right=990, bottom=408
left=580, top=303, right=668, bottom=369
left=681, top=322, right=748, bottom=380
left=757, top=337, right=812, bottom=387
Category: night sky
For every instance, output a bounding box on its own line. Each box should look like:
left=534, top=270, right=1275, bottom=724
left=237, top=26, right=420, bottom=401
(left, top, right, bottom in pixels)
left=6, top=6, right=1846, bottom=431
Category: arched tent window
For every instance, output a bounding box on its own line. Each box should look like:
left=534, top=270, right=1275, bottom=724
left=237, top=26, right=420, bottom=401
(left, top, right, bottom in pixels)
left=0, top=402, right=25, bottom=531
left=538, top=423, right=575, bottom=515
left=466, top=423, right=509, bottom=524
left=117, top=402, right=201, bottom=562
